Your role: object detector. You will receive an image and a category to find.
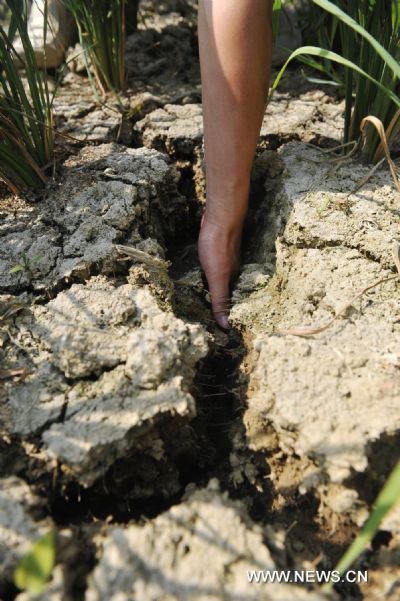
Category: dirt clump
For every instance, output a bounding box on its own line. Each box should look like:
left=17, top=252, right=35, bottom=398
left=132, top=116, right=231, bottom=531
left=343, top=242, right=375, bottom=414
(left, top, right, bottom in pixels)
left=2, top=277, right=208, bottom=494
left=0, top=477, right=52, bottom=594
left=85, top=482, right=329, bottom=601
left=0, top=143, right=185, bottom=294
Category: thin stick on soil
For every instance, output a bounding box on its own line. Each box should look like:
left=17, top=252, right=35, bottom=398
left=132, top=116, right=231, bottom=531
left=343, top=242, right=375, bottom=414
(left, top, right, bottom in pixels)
left=278, top=242, right=400, bottom=338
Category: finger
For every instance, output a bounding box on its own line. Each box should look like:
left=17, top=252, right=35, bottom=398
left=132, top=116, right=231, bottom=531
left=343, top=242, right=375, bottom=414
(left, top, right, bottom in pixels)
left=209, top=282, right=231, bottom=330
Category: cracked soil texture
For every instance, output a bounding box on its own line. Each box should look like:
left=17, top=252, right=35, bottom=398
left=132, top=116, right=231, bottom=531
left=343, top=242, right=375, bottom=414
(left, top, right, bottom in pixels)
left=1, top=2, right=399, bottom=601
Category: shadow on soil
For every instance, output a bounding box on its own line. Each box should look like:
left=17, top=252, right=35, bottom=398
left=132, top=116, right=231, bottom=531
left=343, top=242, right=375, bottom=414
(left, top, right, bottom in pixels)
left=2, top=141, right=392, bottom=601
left=167, top=152, right=365, bottom=600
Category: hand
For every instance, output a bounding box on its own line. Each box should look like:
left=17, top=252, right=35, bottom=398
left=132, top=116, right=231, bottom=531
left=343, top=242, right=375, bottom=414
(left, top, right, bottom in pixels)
left=198, top=211, right=241, bottom=329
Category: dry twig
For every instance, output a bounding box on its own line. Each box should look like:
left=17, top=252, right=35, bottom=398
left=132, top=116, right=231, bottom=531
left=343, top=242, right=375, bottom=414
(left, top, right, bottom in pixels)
left=279, top=242, right=400, bottom=338
left=0, top=368, right=30, bottom=380
left=0, top=301, right=27, bottom=324
left=115, top=244, right=171, bottom=270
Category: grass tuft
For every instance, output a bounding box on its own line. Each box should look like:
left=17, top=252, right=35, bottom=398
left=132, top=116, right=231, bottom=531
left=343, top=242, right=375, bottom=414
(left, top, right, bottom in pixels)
left=63, top=0, right=128, bottom=95
left=271, top=0, right=400, bottom=164
left=0, top=0, right=55, bottom=195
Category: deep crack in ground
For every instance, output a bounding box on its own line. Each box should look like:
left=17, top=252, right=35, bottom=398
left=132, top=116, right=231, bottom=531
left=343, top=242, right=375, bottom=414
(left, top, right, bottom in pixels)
left=1, top=123, right=399, bottom=600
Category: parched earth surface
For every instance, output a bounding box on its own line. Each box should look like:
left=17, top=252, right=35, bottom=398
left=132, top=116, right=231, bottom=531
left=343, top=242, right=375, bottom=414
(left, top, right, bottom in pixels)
left=1, top=3, right=400, bottom=601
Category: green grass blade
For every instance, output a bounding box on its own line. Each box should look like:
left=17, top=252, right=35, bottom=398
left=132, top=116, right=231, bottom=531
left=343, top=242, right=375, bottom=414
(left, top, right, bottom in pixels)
left=270, top=46, right=400, bottom=109
left=311, top=0, right=400, bottom=79
left=14, top=530, right=56, bottom=597
left=63, top=0, right=128, bottom=94
left=0, top=0, right=55, bottom=194
left=303, top=0, right=399, bottom=159
left=324, top=461, right=400, bottom=590
left=272, top=0, right=281, bottom=43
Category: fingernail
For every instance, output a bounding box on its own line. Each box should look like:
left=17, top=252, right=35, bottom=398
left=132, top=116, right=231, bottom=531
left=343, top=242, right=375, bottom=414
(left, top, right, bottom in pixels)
left=217, top=313, right=231, bottom=330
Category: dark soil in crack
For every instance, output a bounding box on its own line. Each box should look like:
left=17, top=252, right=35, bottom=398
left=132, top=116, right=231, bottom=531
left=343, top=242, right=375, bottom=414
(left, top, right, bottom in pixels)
left=167, top=234, right=274, bottom=516
left=242, top=157, right=368, bottom=600
left=1, top=143, right=383, bottom=601
left=1, top=13, right=395, bottom=592
left=168, top=154, right=368, bottom=601
left=0, top=195, right=275, bottom=601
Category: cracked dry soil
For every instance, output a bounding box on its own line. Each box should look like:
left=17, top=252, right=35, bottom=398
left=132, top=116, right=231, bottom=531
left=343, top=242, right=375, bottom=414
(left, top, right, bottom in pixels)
left=1, top=4, right=400, bottom=601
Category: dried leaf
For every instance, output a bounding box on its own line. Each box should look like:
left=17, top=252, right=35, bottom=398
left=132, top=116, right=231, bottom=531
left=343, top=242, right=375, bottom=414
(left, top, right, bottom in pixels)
left=348, top=157, right=385, bottom=197
left=392, top=241, right=400, bottom=275
left=0, top=368, right=30, bottom=380
left=373, top=108, right=400, bottom=163
left=0, top=302, right=27, bottom=324
left=360, top=116, right=400, bottom=193
left=115, top=244, right=171, bottom=270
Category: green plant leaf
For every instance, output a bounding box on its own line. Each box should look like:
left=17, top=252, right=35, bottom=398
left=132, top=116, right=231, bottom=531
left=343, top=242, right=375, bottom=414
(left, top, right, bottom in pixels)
left=324, top=461, right=400, bottom=590
left=14, top=530, right=56, bottom=597
left=311, top=0, right=400, bottom=79
left=270, top=46, right=400, bottom=109
left=272, top=0, right=281, bottom=42
left=63, top=0, right=128, bottom=95
left=0, top=0, right=55, bottom=195
left=8, top=264, right=25, bottom=274
left=293, top=0, right=400, bottom=159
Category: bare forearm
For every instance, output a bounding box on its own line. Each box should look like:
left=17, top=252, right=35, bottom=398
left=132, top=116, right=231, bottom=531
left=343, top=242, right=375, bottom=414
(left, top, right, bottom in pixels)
left=197, top=0, right=273, bottom=329
left=198, top=0, right=273, bottom=226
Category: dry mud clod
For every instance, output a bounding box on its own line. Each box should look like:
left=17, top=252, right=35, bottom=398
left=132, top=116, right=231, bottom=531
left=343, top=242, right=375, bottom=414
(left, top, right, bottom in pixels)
left=0, top=143, right=186, bottom=295
left=232, top=141, right=400, bottom=484
left=0, top=477, right=52, bottom=590
left=85, top=483, right=328, bottom=601
left=2, top=277, right=208, bottom=491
